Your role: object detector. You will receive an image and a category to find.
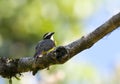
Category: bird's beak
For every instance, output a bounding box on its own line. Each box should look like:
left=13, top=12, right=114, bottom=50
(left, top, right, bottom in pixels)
left=51, top=32, right=55, bottom=35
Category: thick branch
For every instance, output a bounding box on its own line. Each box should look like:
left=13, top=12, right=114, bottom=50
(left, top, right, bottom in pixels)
left=66, top=12, right=120, bottom=58
left=0, top=12, right=120, bottom=79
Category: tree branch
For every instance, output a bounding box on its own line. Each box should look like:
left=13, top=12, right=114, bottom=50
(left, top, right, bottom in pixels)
left=0, top=12, right=120, bottom=79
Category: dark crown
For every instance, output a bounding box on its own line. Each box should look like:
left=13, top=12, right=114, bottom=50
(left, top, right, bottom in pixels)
left=43, top=32, right=55, bottom=39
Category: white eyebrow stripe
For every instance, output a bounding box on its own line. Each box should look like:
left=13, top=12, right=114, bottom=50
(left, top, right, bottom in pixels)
left=44, top=32, right=52, bottom=37
left=47, top=32, right=52, bottom=36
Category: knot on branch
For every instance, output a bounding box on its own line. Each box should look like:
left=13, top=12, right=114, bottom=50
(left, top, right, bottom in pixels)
left=54, top=46, right=68, bottom=64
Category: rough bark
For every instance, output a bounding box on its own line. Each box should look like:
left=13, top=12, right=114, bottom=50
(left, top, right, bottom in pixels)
left=0, top=12, right=120, bottom=79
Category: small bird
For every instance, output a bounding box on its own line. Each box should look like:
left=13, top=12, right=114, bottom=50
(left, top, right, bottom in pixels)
left=33, top=32, right=56, bottom=75
left=34, top=32, right=56, bottom=58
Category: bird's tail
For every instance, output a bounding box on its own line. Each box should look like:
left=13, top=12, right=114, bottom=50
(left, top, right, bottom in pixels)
left=33, top=52, right=42, bottom=58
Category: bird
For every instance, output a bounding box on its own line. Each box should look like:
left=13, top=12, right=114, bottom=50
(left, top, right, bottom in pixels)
left=34, top=32, right=56, bottom=58
left=33, top=32, right=56, bottom=75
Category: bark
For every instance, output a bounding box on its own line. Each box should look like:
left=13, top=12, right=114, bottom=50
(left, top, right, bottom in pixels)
left=0, top=12, right=120, bottom=79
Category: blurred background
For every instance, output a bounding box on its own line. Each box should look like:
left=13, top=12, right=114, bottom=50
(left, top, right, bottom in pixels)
left=0, top=0, right=120, bottom=84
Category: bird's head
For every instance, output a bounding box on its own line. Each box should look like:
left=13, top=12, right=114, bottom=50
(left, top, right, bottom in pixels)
left=43, top=32, right=55, bottom=40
